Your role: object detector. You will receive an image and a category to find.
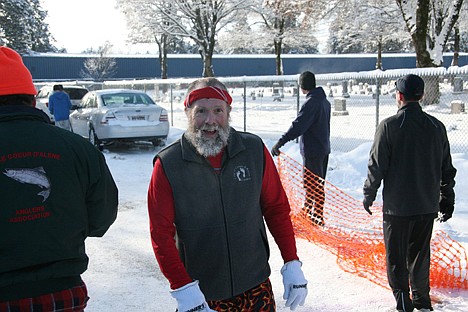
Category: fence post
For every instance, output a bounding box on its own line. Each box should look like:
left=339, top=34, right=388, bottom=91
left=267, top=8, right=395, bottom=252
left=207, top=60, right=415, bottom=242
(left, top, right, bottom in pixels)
left=243, top=81, right=247, bottom=132
left=296, top=81, right=300, bottom=143
left=170, top=84, right=174, bottom=126
left=296, top=81, right=300, bottom=114
left=375, top=77, right=381, bottom=129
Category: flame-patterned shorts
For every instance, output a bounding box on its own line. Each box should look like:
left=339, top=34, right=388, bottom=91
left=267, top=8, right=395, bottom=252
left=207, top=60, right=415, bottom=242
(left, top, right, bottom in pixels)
left=207, top=278, right=276, bottom=312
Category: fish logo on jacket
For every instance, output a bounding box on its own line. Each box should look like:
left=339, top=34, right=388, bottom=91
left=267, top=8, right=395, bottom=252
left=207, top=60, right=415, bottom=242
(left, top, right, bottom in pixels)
left=3, top=167, right=51, bottom=202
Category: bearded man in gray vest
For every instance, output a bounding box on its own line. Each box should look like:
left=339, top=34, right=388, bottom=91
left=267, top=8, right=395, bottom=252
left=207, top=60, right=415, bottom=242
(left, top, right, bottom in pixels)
left=148, top=77, right=308, bottom=312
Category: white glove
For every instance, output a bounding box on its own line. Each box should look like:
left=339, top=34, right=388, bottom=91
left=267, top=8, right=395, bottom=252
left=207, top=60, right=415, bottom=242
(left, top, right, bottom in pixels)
left=281, top=260, right=308, bottom=311
left=170, top=280, right=216, bottom=312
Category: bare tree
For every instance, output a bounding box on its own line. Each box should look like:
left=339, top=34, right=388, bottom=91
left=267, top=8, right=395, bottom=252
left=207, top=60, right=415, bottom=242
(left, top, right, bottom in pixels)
left=367, top=0, right=408, bottom=69
left=218, top=2, right=319, bottom=56
left=396, top=0, right=464, bottom=68
left=118, top=0, right=177, bottom=79
left=81, top=42, right=117, bottom=82
left=255, top=0, right=325, bottom=75
left=154, top=0, right=252, bottom=77
left=217, top=20, right=265, bottom=53
left=328, top=0, right=407, bottom=68
left=396, top=0, right=464, bottom=105
left=447, top=0, right=468, bottom=66
left=118, top=0, right=250, bottom=77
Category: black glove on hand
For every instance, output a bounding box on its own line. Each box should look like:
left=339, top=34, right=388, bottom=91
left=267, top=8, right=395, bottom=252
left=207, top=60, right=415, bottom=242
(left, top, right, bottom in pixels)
left=439, top=197, right=454, bottom=222
left=271, top=140, right=284, bottom=157
left=363, top=198, right=373, bottom=215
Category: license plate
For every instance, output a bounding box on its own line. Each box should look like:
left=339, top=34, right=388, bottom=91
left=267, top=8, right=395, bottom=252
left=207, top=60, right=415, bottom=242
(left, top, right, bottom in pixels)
left=130, top=116, right=145, bottom=120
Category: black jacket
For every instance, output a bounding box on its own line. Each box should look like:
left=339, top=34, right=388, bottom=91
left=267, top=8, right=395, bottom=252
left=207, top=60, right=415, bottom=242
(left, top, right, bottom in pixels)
left=363, top=102, right=456, bottom=216
left=0, top=105, right=118, bottom=300
left=279, top=87, right=331, bottom=157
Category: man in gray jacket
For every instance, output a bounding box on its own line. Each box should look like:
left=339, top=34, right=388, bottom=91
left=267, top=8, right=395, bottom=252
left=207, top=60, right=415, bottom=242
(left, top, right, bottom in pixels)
left=363, top=74, right=456, bottom=312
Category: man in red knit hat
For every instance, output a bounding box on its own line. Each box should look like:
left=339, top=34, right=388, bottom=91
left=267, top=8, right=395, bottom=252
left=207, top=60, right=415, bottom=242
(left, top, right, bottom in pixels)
left=0, top=46, right=118, bottom=312
left=148, top=77, right=308, bottom=312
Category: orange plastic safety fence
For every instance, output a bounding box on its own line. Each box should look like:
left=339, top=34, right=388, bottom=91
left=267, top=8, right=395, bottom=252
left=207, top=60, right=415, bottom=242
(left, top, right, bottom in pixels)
left=277, top=153, right=468, bottom=290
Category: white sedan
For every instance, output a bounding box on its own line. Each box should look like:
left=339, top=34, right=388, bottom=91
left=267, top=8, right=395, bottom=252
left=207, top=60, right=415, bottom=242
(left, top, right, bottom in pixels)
left=70, top=89, right=169, bottom=150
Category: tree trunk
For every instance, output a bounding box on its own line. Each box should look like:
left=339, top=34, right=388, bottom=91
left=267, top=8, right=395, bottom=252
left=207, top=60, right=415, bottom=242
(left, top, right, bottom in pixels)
left=451, top=26, right=460, bottom=67
left=203, top=54, right=214, bottom=77
left=407, top=0, right=438, bottom=105
left=410, top=0, right=434, bottom=67
left=161, top=50, right=168, bottom=80
left=158, top=34, right=168, bottom=80
left=274, top=39, right=283, bottom=76
left=198, top=27, right=216, bottom=78
left=199, top=47, right=215, bottom=78
left=376, top=39, right=382, bottom=70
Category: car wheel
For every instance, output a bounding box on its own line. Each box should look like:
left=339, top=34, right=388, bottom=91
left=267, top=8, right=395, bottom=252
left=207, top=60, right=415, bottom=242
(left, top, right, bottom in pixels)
left=89, top=128, right=103, bottom=151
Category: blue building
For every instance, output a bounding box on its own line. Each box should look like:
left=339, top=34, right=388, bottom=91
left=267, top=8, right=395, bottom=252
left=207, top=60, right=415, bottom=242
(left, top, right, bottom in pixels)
left=23, top=53, right=467, bottom=81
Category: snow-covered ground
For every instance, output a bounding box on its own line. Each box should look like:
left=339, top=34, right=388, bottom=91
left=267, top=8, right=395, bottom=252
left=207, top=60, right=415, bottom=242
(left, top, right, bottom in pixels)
left=82, top=92, right=468, bottom=311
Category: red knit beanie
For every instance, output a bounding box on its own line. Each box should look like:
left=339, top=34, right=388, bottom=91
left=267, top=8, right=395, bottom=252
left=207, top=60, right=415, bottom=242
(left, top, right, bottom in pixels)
left=0, top=47, right=37, bottom=96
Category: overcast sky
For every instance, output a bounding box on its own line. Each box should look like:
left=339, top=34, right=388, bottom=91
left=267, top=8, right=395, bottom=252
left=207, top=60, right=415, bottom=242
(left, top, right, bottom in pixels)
left=40, top=0, right=330, bottom=54
left=41, top=0, right=129, bottom=53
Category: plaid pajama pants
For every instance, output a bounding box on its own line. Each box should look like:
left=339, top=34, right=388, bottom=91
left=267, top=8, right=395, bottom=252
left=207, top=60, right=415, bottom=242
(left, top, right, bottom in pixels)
left=0, top=282, right=89, bottom=312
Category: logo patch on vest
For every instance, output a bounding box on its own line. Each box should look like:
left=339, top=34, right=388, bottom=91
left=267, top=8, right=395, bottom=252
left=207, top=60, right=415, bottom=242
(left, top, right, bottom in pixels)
left=233, top=166, right=251, bottom=182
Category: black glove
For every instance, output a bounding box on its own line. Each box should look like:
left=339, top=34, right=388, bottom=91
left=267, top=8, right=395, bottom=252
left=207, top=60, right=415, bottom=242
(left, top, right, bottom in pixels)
left=363, top=198, right=373, bottom=215
left=439, top=197, right=454, bottom=222
left=271, top=140, right=284, bottom=157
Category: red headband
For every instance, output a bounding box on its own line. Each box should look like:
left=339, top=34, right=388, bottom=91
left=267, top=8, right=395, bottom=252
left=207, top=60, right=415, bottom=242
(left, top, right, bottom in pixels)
left=184, top=86, right=232, bottom=108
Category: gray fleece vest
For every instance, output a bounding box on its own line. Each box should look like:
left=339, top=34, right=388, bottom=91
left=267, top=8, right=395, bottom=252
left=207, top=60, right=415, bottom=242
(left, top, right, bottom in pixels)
left=157, top=128, right=270, bottom=300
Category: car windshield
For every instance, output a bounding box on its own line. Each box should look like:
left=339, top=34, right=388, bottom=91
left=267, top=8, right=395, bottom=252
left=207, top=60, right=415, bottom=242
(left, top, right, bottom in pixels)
left=65, top=88, right=88, bottom=100
left=101, top=93, right=155, bottom=106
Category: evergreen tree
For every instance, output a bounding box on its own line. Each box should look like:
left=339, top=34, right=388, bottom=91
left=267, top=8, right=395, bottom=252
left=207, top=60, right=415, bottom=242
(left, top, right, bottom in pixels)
left=0, top=0, right=56, bottom=54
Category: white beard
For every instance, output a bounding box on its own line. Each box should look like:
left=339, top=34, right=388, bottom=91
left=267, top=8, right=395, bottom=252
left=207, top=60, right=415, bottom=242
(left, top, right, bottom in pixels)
left=185, top=122, right=231, bottom=157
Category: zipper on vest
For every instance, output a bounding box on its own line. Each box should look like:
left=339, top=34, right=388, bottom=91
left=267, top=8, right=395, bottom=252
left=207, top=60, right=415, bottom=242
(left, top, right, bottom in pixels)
left=216, top=170, right=235, bottom=297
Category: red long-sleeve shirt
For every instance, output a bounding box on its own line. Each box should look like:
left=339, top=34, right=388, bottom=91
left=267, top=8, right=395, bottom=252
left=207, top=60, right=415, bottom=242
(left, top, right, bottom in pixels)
left=147, top=145, right=298, bottom=289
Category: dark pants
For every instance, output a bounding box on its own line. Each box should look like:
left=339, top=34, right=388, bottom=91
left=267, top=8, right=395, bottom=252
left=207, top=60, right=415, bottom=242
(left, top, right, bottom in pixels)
left=303, top=155, right=329, bottom=225
left=383, top=214, right=435, bottom=311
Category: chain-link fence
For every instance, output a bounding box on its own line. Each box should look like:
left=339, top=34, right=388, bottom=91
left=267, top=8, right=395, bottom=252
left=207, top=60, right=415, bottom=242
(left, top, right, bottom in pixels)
left=39, top=66, right=468, bottom=154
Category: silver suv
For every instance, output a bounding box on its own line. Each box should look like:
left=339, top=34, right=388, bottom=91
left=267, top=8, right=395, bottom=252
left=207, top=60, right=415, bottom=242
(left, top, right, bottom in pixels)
left=36, top=85, right=89, bottom=123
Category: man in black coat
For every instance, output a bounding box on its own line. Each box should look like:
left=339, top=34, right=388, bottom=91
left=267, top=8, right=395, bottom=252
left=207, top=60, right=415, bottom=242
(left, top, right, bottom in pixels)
left=363, top=74, right=457, bottom=312
left=271, top=71, right=331, bottom=226
left=0, top=46, right=118, bottom=312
